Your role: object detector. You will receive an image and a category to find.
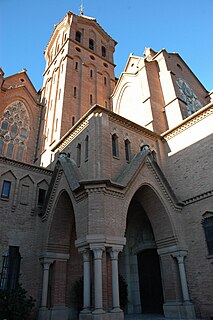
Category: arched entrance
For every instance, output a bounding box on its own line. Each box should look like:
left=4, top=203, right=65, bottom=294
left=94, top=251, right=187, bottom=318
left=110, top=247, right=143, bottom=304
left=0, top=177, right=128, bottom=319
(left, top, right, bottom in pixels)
left=39, top=191, right=82, bottom=320
left=137, top=249, right=163, bottom=314
left=119, top=196, right=164, bottom=316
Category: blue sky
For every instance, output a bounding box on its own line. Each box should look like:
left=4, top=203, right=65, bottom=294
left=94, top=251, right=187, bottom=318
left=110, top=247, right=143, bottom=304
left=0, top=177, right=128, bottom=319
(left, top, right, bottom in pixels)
left=1, top=0, right=212, bottom=91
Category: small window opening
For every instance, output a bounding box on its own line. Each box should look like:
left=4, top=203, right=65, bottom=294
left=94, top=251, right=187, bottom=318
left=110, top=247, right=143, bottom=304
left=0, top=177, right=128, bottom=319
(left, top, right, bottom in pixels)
left=90, top=69, right=93, bottom=78
left=85, top=135, right=89, bottom=161
left=125, top=139, right=131, bottom=162
left=112, top=134, right=119, bottom=158
left=0, top=246, right=21, bottom=290
left=202, top=216, right=213, bottom=255
left=104, top=76, right=107, bottom=85
left=89, top=39, right=94, bottom=50
left=90, top=94, right=93, bottom=105
left=38, top=188, right=46, bottom=207
left=72, top=116, right=75, bottom=126
left=104, top=101, right=108, bottom=108
left=55, top=119, right=58, bottom=132
left=75, top=31, right=82, bottom=43
left=1, top=180, right=11, bottom=199
left=77, top=143, right=81, bottom=167
left=58, top=88, right=61, bottom=100
left=74, top=86, right=77, bottom=97
left=102, top=46, right=106, bottom=57
left=75, top=61, right=78, bottom=70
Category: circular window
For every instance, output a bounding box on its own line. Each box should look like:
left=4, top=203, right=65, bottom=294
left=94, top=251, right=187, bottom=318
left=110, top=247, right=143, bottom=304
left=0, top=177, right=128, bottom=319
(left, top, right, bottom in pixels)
left=103, top=63, right=108, bottom=68
left=20, top=78, right=25, bottom=83
left=76, top=47, right=81, bottom=52
left=90, top=55, right=95, bottom=60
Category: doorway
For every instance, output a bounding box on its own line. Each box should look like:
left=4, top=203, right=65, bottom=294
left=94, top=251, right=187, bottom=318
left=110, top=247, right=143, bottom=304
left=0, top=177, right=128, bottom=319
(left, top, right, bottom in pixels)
left=137, top=249, right=164, bottom=314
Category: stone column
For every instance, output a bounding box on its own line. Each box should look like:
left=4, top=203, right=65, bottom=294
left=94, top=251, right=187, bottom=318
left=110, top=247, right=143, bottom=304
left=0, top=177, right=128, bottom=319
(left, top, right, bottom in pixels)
left=109, top=247, right=122, bottom=313
left=40, top=258, right=53, bottom=308
left=80, top=249, right=91, bottom=313
left=172, top=251, right=190, bottom=302
left=92, top=247, right=105, bottom=314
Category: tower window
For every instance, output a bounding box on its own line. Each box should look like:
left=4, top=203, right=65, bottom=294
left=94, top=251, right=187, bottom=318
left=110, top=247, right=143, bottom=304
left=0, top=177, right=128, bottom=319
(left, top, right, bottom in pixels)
left=125, top=139, right=131, bottom=162
left=202, top=216, right=213, bottom=255
left=112, top=134, right=119, bottom=158
left=55, top=119, right=58, bottom=132
left=1, top=180, right=11, bottom=199
left=75, top=31, right=82, bottom=43
left=89, top=39, right=94, bottom=50
left=90, top=69, right=93, bottom=78
left=104, top=101, right=108, bottom=108
left=74, top=86, right=77, bottom=97
left=58, top=88, right=61, bottom=100
left=90, top=94, right=93, bottom=105
left=72, top=116, right=75, bottom=126
left=102, top=46, right=106, bottom=57
left=104, top=77, right=107, bottom=85
left=75, top=62, right=78, bottom=70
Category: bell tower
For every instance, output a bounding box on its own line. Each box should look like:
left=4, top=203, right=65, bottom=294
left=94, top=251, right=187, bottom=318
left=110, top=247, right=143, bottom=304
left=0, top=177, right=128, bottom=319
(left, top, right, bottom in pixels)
left=40, top=10, right=117, bottom=167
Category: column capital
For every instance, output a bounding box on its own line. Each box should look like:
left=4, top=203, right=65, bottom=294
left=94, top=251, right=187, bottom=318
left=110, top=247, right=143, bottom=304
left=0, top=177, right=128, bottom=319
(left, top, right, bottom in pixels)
left=39, top=257, right=54, bottom=269
left=108, top=246, right=123, bottom=260
left=92, top=247, right=105, bottom=260
left=172, top=250, right=188, bottom=263
left=81, top=249, right=90, bottom=262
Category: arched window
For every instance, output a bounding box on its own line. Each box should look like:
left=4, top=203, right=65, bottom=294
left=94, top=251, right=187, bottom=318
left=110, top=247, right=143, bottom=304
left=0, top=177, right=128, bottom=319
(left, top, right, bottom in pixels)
left=202, top=215, right=213, bottom=255
left=112, top=134, right=119, bottom=158
left=0, top=101, right=30, bottom=160
left=90, top=94, right=93, bottom=105
left=89, top=38, right=94, bottom=50
left=75, top=31, right=82, bottom=43
left=125, top=139, right=131, bottom=162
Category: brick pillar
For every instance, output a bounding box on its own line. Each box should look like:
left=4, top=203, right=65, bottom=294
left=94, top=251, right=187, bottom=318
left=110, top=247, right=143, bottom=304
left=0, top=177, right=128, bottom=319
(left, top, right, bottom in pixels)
left=52, top=260, right=67, bottom=306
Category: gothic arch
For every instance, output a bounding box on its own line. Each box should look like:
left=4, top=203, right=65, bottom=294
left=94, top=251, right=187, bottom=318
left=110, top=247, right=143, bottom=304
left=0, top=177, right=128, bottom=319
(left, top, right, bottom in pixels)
left=40, top=190, right=82, bottom=317
left=119, top=182, right=184, bottom=317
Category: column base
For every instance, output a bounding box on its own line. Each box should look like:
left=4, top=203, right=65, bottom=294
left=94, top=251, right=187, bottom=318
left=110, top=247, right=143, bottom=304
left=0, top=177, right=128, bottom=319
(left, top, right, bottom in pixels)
left=50, top=305, right=69, bottom=320
left=38, top=307, right=50, bottom=320
left=79, top=310, right=124, bottom=320
left=163, top=301, right=196, bottom=319
left=110, top=307, right=123, bottom=313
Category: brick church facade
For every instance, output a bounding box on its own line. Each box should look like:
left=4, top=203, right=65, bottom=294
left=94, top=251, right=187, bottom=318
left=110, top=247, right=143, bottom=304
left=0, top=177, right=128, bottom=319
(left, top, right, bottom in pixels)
left=0, top=10, right=213, bottom=320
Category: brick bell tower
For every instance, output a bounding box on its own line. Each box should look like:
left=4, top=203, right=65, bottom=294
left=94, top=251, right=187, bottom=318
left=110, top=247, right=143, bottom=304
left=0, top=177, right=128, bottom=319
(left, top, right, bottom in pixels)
left=40, top=10, right=117, bottom=167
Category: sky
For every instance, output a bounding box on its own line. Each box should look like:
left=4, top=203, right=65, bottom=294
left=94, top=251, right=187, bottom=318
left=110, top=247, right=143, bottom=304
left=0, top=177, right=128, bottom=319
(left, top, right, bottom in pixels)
left=0, top=0, right=213, bottom=92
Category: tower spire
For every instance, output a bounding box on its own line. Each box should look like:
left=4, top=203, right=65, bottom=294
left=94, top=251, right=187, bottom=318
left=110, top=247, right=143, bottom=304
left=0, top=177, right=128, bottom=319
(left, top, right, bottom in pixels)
left=79, top=0, right=84, bottom=16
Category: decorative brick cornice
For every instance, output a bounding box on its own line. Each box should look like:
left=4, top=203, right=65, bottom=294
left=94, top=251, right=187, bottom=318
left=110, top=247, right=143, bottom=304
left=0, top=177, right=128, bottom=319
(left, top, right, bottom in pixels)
left=0, top=156, right=52, bottom=175
left=182, top=190, right=213, bottom=205
left=146, top=158, right=183, bottom=211
left=52, top=117, right=89, bottom=152
left=109, top=114, right=158, bottom=140
left=42, top=168, right=63, bottom=221
left=162, top=103, right=213, bottom=141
